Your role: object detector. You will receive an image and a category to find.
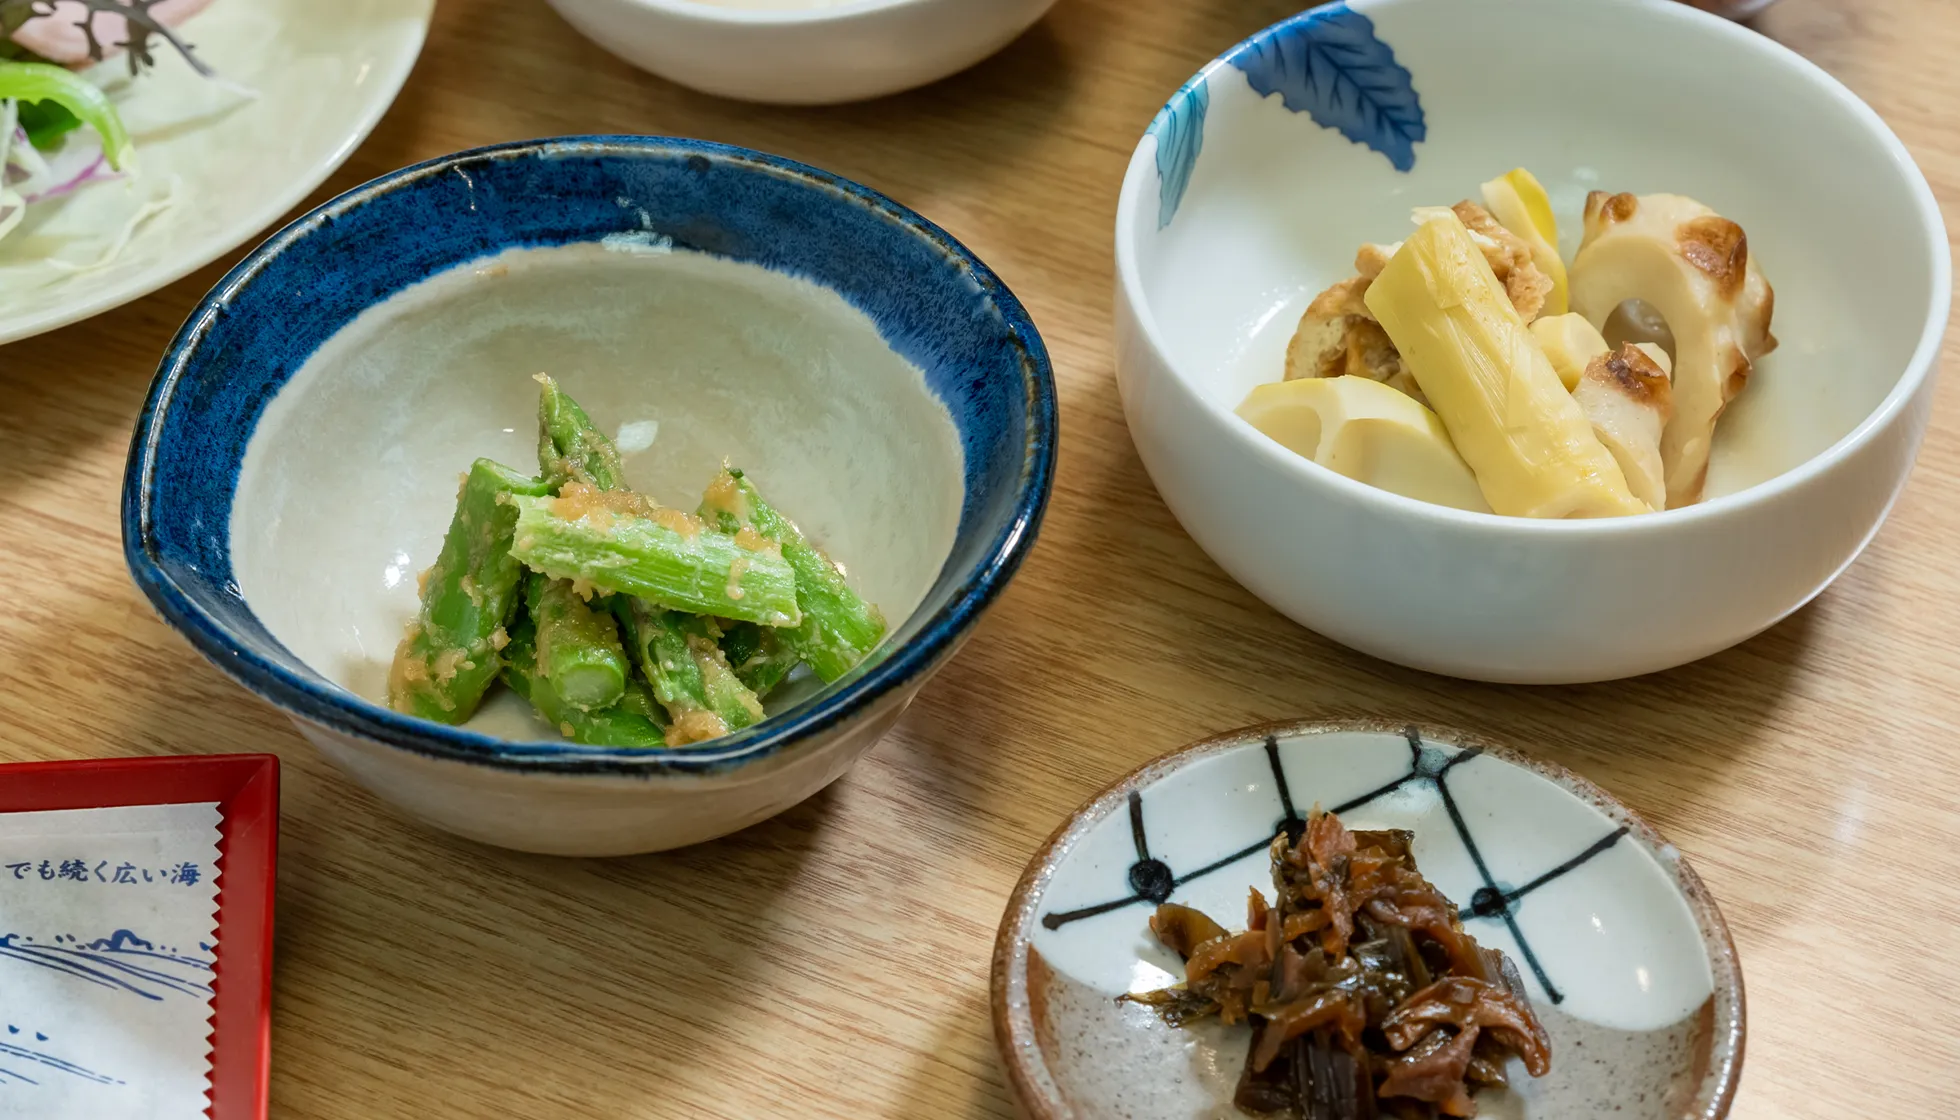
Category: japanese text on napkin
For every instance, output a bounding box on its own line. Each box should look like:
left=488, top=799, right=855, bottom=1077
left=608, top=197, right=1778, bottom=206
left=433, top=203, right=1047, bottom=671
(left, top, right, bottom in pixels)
left=0, top=802, right=223, bottom=1120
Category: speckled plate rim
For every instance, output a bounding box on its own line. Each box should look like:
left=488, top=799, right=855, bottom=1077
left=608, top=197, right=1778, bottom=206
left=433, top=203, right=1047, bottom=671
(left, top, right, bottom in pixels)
left=990, top=718, right=1745, bottom=1119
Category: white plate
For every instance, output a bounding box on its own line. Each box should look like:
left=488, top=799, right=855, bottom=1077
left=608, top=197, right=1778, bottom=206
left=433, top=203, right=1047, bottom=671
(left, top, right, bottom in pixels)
left=993, top=721, right=1745, bottom=1119
left=0, top=0, right=433, bottom=343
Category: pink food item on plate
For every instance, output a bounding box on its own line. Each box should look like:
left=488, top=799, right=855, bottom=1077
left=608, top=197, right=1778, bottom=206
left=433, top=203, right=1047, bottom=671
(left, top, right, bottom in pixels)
left=8, top=0, right=215, bottom=67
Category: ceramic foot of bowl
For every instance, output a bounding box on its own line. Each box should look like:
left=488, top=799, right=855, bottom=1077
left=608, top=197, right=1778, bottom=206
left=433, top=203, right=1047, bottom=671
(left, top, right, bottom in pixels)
left=543, top=0, right=1060, bottom=105
left=291, top=695, right=910, bottom=856
left=126, top=138, right=1055, bottom=854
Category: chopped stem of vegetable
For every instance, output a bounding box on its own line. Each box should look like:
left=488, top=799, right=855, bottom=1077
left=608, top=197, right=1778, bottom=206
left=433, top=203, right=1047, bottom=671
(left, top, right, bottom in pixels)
left=525, top=573, right=630, bottom=713
left=388, top=459, right=551, bottom=724
left=615, top=599, right=764, bottom=743
left=502, top=615, right=667, bottom=747
left=720, top=622, right=801, bottom=698
left=509, top=492, right=801, bottom=627
left=700, top=469, right=885, bottom=682
left=0, top=61, right=132, bottom=169
left=536, top=373, right=625, bottom=492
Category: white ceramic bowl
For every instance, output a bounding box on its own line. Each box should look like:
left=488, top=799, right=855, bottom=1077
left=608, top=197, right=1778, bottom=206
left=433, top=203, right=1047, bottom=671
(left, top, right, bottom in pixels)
left=1114, top=0, right=1950, bottom=684
left=125, top=138, right=1055, bottom=856
left=542, top=0, right=1058, bottom=105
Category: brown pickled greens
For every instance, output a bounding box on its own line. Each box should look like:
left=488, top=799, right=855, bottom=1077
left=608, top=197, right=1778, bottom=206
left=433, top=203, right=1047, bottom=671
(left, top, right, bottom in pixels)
left=1124, top=810, right=1551, bottom=1119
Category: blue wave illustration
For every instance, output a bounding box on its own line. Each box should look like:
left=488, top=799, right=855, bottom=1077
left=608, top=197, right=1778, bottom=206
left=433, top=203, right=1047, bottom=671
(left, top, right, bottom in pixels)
left=1149, top=76, right=1210, bottom=229
left=0, top=929, right=214, bottom=1002
left=1229, top=3, right=1426, bottom=172
left=0, top=1027, right=121, bottom=1087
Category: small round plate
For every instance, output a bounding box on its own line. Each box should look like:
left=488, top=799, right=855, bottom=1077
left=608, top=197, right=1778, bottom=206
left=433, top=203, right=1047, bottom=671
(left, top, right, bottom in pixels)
left=0, top=0, right=433, bottom=343
left=992, top=720, right=1744, bottom=1119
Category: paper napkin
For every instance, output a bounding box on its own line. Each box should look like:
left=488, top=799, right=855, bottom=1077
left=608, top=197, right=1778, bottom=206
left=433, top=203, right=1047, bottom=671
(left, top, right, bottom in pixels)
left=0, top=802, right=224, bottom=1120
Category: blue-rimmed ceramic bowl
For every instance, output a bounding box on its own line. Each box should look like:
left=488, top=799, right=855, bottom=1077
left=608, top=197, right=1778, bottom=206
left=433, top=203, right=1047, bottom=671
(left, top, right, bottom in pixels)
left=123, top=136, right=1056, bottom=856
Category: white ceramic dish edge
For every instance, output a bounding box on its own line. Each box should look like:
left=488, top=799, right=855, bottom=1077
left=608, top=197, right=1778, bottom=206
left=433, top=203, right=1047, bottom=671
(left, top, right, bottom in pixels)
left=543, top=0, right=1056, bottom=104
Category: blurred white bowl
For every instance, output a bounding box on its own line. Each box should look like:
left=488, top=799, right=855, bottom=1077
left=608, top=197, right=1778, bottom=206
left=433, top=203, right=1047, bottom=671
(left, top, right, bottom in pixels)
left=1114, top=0, right=1949, bottom=684
left=543, top=0, right=1058, bottom=105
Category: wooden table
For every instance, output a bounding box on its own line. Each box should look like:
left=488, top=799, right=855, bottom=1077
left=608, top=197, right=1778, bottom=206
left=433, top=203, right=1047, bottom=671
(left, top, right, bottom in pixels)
left=2, top=0, right=1954, bottom=1115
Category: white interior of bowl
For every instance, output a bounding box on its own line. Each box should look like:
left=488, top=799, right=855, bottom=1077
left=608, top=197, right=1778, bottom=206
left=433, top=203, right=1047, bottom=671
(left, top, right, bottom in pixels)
left=231, top=242, right=964, bottom=739
left=1121, top=0, right=1943, bottom=505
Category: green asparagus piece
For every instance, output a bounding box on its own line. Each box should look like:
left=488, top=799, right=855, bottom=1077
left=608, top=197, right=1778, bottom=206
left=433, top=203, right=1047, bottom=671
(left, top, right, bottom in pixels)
left=536, top=374, right=625, bottom=492
left=719, top=619, right=762, bottom=668
left=502, top=615, right=667, bottom=747
left=720, top=622, right=800, bottom=698
left=699, top=469, right=885, bottom=682
left=614, top=672, right=669, bottom=728
left=389, top=459, right=552, bottom=724
left=615, top=599, right=764, bottom=741
left=508, top=494, right=801, bottom=626
left=524, top=574, right=630, bottom=712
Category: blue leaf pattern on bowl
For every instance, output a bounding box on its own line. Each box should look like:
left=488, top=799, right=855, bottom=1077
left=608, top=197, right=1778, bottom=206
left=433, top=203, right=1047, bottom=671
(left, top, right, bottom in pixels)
left=1229, top=3, right=1426, bottom=172
left=1149, top=77, right=1209, bottom=229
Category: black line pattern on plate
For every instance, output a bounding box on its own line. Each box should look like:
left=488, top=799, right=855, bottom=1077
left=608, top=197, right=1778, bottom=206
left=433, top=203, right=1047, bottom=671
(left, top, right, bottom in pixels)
left=1037, top=727, right=1631, bottom=1006
left=1126, top=792, right=1175, bottom=903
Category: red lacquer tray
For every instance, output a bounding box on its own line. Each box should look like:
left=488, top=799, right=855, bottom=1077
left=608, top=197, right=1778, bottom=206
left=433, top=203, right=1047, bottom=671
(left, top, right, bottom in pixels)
left=0, top=754, right=281, bottom=1120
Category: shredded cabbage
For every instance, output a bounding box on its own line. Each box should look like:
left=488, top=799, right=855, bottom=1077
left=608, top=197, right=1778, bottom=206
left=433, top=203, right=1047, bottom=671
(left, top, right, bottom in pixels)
left=17, top=126, right=114, bottom=203
left=0, top=99, right=22, bottom=244
left=0, top=57, right=140, bottom=252
left=0, top=26, right=251, bottom=265
left=44, top=172, right=178, bottom=274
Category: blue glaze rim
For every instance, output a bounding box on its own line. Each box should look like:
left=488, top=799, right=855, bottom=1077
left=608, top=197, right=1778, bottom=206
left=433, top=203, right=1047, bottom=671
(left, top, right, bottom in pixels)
left=121, top=136, right=1058, bottom=778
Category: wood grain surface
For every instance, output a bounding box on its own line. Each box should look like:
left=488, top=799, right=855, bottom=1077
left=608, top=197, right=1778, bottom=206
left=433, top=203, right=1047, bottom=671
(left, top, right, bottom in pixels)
left=1, top=0, right=1955, bottom=1116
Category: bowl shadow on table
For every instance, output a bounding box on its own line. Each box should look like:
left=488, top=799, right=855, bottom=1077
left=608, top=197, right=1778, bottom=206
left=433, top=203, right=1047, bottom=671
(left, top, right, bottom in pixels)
left=0, top=293, right=206, bottom=502
left=995, top=428, right=1813, bottom=841
left=810, top=16, right=1078, bottom=200
left=265, top=774, right=847, bottom=1116
left=360, top=0, right=1078, bottom=208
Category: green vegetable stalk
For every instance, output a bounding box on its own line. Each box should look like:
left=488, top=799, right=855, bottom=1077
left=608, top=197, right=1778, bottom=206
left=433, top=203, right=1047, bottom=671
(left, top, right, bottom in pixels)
left=525, top=573, right=630, bottom=713
left=383, top=374, right=883, bottom=749
left=508, top=494, right=801, bottom=627
left=615, top=600, right=763, bottom=742
left=536, top=373, right=624, bottom=492
left=389, top=460, right=551, bottom=724
left=502, top=615, right=666, bottom=748
left=719, top=622, right=800, bottom=698
left=700, top=469, right=885, bottom=682
left=0, top=61, right=132, bottom=168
